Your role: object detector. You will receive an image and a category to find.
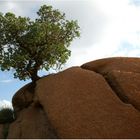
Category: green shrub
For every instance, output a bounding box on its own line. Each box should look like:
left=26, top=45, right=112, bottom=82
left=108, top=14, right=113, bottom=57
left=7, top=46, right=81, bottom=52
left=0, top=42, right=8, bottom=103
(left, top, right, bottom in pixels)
left=0, top=108, right=14, bottom=124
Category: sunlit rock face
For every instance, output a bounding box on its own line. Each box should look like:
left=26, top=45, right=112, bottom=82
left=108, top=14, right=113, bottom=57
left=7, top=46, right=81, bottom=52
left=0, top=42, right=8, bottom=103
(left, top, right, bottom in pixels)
left=81, top=57, right=140, bottom=111
left=6, top=57, right=140, bottom=138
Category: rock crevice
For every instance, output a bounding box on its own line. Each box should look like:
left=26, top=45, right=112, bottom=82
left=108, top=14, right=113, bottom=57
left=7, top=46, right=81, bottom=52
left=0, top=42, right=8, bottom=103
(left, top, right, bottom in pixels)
left=81, top=57, right=140, bottom=112
left=82, top=68, right=140, bottom=112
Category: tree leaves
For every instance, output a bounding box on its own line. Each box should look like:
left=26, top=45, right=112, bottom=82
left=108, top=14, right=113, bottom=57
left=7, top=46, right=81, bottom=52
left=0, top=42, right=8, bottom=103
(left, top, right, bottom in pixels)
left=0, top=5, right=80, bottom=81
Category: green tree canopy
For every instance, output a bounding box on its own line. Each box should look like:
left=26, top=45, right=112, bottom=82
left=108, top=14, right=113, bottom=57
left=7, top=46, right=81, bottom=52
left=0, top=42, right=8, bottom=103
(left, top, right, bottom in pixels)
left=0, top=5, right=80, bottom=81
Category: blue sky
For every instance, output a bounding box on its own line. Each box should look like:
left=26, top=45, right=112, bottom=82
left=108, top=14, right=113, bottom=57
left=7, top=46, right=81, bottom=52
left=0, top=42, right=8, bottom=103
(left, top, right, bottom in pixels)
left=0, top=0, right=140, bottom=105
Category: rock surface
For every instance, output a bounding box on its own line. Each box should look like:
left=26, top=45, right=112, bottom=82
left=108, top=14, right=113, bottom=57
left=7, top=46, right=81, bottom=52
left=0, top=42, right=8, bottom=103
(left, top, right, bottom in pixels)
left=81, top=57, right=140, bottom=75
left=6, top=57, right=140, bottom=138
left=12, top=83, right=34, bottom=113
left=0, top=125, right=3, bottom=139
left=105, top=70, right=140, bottom=111
left=81, top=57, right=140, bottom=111
left=8, top=105, right=57, bottom=139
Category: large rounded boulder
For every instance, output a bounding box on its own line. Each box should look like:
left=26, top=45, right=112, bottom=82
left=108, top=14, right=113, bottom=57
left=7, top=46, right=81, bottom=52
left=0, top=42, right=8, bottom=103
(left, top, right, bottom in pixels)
left=7, top=57, right=140, bottom=138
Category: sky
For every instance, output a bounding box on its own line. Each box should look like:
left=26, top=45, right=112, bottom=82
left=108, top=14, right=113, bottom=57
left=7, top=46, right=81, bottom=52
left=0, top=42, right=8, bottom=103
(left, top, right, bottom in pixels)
left=0, top=0, right=140, bottom=106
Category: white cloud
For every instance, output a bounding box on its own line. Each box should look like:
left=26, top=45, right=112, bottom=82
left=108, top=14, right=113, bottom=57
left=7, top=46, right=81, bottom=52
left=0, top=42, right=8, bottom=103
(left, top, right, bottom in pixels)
left=65, top=0, right=140, bottom=67
left=7, top=2, right=16, bottom=10
left=0, top=100, right=13, bottom=109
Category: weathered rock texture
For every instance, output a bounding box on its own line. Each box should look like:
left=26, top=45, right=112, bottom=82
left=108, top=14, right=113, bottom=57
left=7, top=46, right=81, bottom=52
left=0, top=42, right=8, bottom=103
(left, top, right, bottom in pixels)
left=6, top=57, right=140, bottom=138
left=12, top=83, right=34, bottom=113
left=8, top=105, right=57, bottom=139
left=81, top=57, right=140, bottom=111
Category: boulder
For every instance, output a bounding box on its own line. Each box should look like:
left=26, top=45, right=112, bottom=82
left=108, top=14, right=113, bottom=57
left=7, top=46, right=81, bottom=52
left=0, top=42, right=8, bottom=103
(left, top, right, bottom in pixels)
left=35, top=67, right=140, bottom=138
left=7, top=57, right=140, bottom=138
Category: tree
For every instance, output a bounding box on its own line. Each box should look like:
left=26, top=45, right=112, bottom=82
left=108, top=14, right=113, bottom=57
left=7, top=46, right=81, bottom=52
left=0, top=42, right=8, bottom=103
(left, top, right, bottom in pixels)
left=0, top=5, right=80, bottom=82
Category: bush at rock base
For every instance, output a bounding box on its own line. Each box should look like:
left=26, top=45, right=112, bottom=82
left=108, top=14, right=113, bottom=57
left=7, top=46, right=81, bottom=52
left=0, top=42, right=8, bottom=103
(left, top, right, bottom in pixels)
left=0, top=108, right=15, bottom=124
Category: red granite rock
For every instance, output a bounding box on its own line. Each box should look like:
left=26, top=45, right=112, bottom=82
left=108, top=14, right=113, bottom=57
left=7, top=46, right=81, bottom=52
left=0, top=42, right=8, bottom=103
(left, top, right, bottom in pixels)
left=36, top=67, right=140, bottom=138
left=7, top=57, right=140, bottom=139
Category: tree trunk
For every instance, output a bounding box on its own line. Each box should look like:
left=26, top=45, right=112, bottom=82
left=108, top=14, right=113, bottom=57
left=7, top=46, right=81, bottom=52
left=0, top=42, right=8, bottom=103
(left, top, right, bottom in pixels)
left=31, top=69, right=40, bottom=82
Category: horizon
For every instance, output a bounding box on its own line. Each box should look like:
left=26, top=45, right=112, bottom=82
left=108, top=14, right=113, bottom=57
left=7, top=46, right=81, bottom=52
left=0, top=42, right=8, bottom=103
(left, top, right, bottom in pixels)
left=0, top=0, right=140, bottom=105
